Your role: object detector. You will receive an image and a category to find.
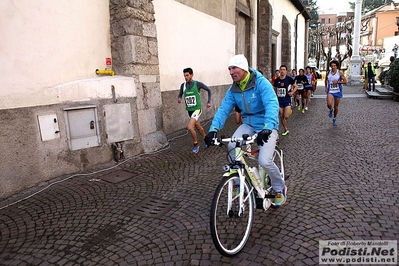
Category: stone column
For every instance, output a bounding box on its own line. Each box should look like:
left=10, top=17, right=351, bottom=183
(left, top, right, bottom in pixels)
left=257, top=0, right=273, bottom=77
left=348, top=0, right=363, bottom=85
left=109, top=0, right=167, bottom=153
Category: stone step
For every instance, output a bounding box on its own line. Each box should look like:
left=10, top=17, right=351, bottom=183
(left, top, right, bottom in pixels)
left=376, top=86, right=393, bottom=95
left=365, top=90, right=393, bottom=99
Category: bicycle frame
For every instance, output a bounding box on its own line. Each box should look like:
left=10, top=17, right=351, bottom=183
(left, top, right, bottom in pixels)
left=210, top=133, right=286, bottom=257
left=215, top=135, right=265, bottom=215
left=215, top=134, right=283, bottom=213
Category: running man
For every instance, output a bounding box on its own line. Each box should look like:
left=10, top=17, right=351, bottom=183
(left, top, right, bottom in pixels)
left=303, top=66, right=315, bottom=112
left=291, top=69, right=298, bottom=107
left=178, top=67, right=212, bottom=153
left=325, top=60, right=347, bottom=126
left=311, top=67, right=318, bottom=97
left=273, top=65, right=297, bottom=136
left=291, top=69, right=297, bottom=78
left=271, top=69, right=280, bottom=84
left=294, top=69, right=307, bottom=113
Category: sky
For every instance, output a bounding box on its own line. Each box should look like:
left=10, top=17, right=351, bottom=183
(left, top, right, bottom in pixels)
left=316, top=0, right=352, bottom=14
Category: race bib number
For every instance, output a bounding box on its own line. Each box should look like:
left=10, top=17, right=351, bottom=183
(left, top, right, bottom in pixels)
left=277, top=87, right=286, bottom=97
left=297, top=83, right=304, bottom=90
left=185, top=96, right=197, bottom=107
left=329, top=83, right=339, bottom=93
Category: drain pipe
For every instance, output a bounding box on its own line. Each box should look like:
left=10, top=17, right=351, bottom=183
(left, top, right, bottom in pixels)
left=295, top=10, right=304, bottom=71
left=96, top=69, right=115, bottom=76
left=295, top=4, right=310, bottom=70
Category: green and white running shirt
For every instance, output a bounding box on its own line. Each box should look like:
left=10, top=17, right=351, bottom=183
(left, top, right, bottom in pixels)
left=183, top=81, right=202, bottom=111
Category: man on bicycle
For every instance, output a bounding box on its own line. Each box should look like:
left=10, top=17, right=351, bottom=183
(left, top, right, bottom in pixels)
left=204, top=54, right=287, bottom=206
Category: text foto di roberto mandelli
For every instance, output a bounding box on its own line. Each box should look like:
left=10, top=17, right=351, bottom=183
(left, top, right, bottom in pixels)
left=319, top=240, right=397, bottom=264
left=326, top=240, right=394, bottom=247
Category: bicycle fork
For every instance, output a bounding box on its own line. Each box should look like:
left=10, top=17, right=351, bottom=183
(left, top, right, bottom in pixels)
left=226, top=168, right=253, bottom=217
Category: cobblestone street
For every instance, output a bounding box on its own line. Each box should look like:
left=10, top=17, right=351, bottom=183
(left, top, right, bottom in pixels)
left=1, top=84, right=398, bottom=265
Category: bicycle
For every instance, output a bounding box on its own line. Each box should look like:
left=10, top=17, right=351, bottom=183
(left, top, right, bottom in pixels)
left=208, top=133, right=286, bottom=257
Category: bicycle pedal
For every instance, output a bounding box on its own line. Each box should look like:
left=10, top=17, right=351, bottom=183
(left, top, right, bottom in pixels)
left=255, top=198, right=264, bottom=209
left=263, top=198, right=272, bottom=210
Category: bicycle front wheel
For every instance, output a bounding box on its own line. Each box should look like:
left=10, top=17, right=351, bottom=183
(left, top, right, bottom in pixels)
left=210, top=173, right=255, bottom=256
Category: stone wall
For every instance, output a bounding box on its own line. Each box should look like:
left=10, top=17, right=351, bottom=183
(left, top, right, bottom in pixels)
left=1, top=0, right=166, bottom=199
left=109, top=0, right=167, bottom=152
left=0, top=98, right=142, bottom=199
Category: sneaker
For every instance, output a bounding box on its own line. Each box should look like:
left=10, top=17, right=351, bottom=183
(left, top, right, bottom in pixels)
left=275, top=186, right=287, bottom=206
left=297, top=105, right=301, bottom=111
left=333, top=119, right=337, bottom=126
left=305, top=107, right=308, bottom=111
left=329, top=109, right=333, bottom=118
left=192, top=144, right=199, bottom=153
left=301, top=108, right=305, bottom=114
left=282, top=130, right=289, bottom=136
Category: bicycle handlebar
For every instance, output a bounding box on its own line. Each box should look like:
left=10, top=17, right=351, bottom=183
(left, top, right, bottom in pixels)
left=212, top=133, right=258, bottom=146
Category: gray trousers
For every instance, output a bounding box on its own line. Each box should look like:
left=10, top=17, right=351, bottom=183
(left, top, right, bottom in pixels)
left=228, top=124, right=285, bottom=193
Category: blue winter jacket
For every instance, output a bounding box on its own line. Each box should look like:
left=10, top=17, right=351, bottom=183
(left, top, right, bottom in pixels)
left=209, top=68, right=279, bottom=132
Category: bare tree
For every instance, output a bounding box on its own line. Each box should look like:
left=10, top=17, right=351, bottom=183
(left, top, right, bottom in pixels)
left=309, top=18, right=360, bottom=72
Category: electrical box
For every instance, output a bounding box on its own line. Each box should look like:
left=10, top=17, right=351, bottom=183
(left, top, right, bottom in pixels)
left=104, top=103, right=134, bottom=143
left=64, top=106, right=100, bottom=150
left=37, top=114, right=60, bottom=141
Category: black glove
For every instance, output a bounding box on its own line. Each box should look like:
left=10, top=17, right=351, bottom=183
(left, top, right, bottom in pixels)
left=256, top=129, right=272, bottom=146
left=204, top=132, right=217, bottom=147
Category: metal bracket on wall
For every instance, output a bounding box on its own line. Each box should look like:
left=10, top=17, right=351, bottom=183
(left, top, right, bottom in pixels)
left=111, top=85, right=117, bottom=103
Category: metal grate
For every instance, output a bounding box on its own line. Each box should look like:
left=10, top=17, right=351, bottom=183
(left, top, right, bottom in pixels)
left=99, top=170, right=133, bottom=183
left=129, top=197, right=177, bottom=218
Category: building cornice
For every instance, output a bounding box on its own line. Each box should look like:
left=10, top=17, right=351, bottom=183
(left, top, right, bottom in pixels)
left=290, top=0, right=311, bottom=20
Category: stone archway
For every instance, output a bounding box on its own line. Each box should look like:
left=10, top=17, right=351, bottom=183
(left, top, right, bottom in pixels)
left=236, top=0, right=252, bottom=65
left=257, top=0, right=273, bottom=78
left=281, top=16, right=292, bottom=71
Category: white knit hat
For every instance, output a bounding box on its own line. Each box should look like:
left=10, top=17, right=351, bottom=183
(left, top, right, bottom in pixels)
left=228, top=54, right=249, bottom=71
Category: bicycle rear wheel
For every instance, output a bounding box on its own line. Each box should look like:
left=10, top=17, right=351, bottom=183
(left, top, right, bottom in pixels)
left=210, top=173, right=254, bottom=256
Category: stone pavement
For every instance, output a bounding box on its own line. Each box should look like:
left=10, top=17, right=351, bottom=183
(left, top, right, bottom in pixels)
left=1, top=84, right=398, bottom=265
